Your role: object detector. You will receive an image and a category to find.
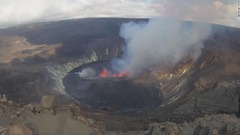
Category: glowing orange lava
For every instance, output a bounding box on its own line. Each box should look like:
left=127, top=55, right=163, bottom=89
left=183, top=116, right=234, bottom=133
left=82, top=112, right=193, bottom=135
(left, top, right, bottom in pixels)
left=100, top=68, right=109, bottom=78
left=115, top=71, right=129, bottom=78
left=99, top=68, right=128, bottom=78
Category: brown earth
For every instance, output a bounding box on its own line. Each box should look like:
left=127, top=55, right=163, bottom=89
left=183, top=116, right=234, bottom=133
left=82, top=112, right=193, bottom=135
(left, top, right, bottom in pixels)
left=0, top=18, right=239, bottom=134
left=0, top=36, right=61, bottom=63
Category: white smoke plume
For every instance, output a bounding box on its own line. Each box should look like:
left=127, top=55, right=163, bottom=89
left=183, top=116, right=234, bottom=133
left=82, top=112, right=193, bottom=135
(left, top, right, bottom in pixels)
left=77, top=68, right=96, bottom=78
left=112, top=18, right=212, bottom=76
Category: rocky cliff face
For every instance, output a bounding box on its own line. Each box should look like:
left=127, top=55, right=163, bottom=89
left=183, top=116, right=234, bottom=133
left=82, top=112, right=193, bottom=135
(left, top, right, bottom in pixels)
left=0, top=18, right=124, bottom=104
left=0, top=18, right=240, bottom=134
left=43, top=45, right=122, bottom=95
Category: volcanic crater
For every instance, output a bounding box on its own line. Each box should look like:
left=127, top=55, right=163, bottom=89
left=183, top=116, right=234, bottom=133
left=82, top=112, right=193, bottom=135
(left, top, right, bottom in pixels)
left=0, top=18, right=240, bottom=134
left=63, top=61, right=163, bottom=112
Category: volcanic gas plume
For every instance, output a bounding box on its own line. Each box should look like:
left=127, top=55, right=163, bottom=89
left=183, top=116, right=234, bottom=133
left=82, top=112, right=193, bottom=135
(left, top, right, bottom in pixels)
left=112, top=19, right=212, bottom=76
left=77, top=68, right=96, bottom=79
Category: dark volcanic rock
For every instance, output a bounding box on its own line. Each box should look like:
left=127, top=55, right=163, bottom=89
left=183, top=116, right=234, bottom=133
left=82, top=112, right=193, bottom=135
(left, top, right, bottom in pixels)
left=0, top=18, right=240, bottom=134
left=63, top=61, right=163, bottom=111
left=193, top=124, right=210, bottom=135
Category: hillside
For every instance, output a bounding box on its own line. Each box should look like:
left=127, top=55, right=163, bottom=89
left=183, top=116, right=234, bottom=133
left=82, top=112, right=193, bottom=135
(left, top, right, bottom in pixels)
left=0, top=18, right=240, bottom=135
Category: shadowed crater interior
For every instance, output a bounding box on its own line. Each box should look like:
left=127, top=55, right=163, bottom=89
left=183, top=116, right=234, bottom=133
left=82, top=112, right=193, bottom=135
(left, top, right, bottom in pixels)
left=63, top=61, right=163, bottom=112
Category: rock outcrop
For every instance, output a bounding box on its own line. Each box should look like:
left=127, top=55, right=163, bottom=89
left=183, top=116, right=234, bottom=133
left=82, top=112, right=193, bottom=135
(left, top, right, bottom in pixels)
left=150, top=122, right=182, bottom=135
left=0, top=124, right=33, bottom=135
left=0, top=94, right=7, bottom=103
left=40, top=95, right=55, bottom=109
left=7, top=124, right=33, bottom=135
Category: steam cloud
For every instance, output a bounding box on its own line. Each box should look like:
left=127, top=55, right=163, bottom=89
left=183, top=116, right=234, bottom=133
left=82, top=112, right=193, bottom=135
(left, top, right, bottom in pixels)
left=77, top=68, right=96, bottom=78
left=112, top=19, right=212, bottom=76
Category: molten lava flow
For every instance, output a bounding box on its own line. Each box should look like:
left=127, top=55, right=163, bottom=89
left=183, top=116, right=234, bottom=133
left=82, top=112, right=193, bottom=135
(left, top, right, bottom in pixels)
left=100, top=68, right=129, bottom=78
left=112, top=71, right=129, bottom=78
left=100, top=68, right=109, bottom=78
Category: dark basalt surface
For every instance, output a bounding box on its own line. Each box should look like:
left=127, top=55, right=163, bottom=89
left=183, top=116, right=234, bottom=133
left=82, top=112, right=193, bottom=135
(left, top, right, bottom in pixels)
left=64, top=61, right=163, bottom=112
left=0, top=19, right=239, bottom=132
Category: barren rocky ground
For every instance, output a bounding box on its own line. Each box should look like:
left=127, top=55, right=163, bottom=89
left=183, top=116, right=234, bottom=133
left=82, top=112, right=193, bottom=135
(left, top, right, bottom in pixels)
left=0, top=18, right=239, bottom=135
left=1, top=95, right=240, bottom=135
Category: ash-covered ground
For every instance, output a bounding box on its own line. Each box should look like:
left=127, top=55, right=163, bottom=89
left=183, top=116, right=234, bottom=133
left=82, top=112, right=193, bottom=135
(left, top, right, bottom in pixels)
left=0, top=18, right=240, bottom=135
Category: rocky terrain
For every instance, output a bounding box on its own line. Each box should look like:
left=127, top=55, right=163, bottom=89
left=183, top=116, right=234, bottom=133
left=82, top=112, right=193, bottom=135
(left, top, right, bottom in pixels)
left=0, top=18, right=239, bottom=135
left=1, top=95, right=240, bottom=135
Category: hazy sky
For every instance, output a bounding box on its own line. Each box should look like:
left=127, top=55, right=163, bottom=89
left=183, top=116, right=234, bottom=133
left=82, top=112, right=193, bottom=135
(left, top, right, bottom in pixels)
left=0, top=0, right=239, bottom=28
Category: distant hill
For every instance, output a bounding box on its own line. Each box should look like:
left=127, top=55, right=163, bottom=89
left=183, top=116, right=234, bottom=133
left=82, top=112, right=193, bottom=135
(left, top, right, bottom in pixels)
left=0, top=18, right=239, bottom=115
